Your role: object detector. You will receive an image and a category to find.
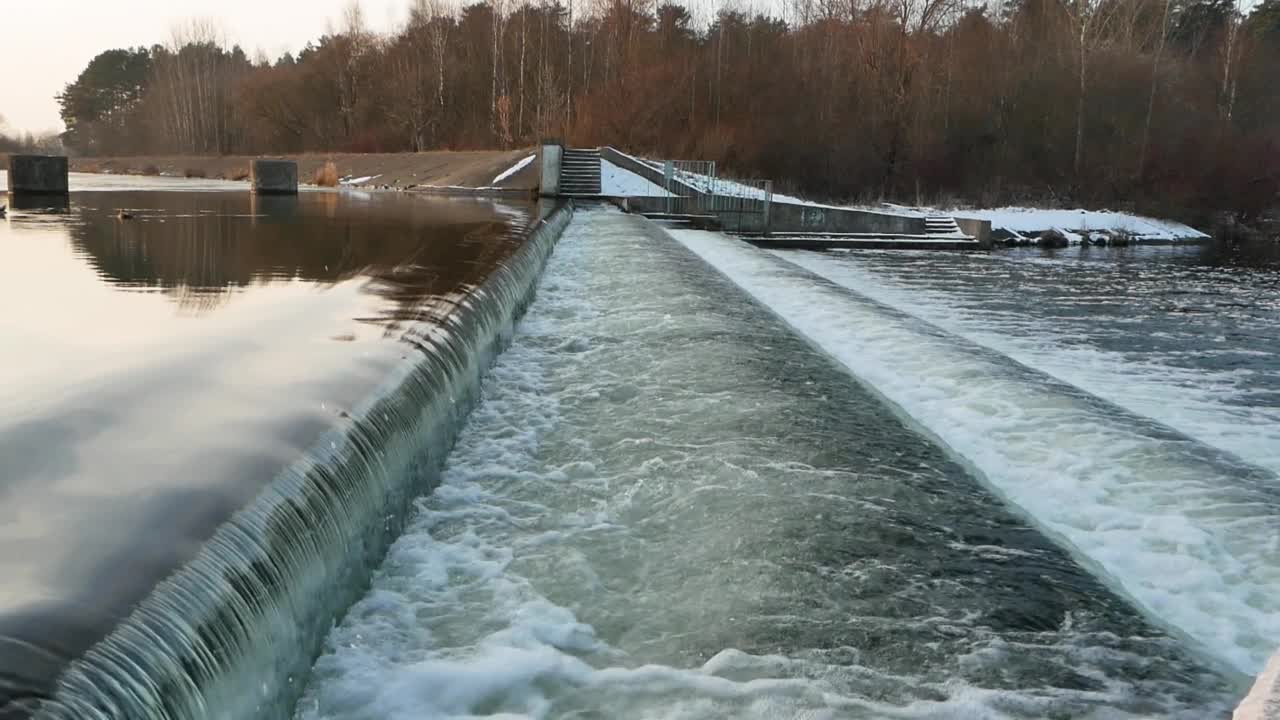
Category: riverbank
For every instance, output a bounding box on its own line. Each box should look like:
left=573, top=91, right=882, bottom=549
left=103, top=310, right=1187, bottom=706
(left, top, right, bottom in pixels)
left=62, top=149, right=540, bottom=192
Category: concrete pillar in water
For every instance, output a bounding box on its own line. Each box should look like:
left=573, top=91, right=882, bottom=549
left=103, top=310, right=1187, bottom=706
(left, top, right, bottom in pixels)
left=955, top=217, right=994, bottom=249
left=252, top=159, right=298, bottom=195
left=539, top=140, right=563, bottom=197
left=8, top=155, right=69, bottom=195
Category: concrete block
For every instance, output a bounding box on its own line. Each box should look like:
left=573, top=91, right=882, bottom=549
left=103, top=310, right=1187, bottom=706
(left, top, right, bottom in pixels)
left=7, top=194, right=69, bottom=212
left=955, top=217, right=993, bottom=248
left=8, top=155, right=69, bottom=195
left=539, top=142, right=562, bottom=197
left=252, top=159, right=298, bottom=195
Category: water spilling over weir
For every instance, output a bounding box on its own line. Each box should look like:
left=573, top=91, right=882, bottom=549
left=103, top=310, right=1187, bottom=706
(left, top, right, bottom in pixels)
left=672, top=229, right=1280, bottom=676
left=0, top=189, right=570, bottom=719
left=2, top=189, right=1268, bottom=718
left=296, top=209, right=1236, bottom=718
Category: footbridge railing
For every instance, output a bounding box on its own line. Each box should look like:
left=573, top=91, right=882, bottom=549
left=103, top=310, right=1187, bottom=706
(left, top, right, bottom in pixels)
left=598, top=147, right=773, bottom=232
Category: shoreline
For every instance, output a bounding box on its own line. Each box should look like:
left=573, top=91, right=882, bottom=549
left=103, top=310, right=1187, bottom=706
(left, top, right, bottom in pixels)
left=63, top=150, right=541, bottom=193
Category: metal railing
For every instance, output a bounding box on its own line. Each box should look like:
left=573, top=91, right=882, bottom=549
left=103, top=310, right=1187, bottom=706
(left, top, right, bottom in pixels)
left=657, top=160, right=770, bottom=208
left=709, top=178, right=773, bottom=213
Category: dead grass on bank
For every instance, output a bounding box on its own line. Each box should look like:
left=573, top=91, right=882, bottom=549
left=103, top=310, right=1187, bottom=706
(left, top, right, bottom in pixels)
left=314, top=161, right=339, bottom=187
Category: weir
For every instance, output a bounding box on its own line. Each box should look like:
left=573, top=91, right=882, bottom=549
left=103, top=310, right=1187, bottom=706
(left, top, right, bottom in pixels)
left=295, top=207, right=1238, bottom=718
left=3, top=198, right=573, bottom=720
left=539, top=145, right=989, bottom=245
left=666, top=227, right=1280, bottom=679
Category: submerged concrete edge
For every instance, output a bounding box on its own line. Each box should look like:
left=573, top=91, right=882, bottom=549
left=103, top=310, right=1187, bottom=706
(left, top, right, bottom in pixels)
left=1237, top=651, right=1280, bottom=720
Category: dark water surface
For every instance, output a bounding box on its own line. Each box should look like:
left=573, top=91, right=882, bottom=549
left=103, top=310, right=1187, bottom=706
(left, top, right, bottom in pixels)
left=0, top=188, right=533, bottom=708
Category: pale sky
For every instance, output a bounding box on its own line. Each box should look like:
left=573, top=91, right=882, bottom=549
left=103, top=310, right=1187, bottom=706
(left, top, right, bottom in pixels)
left=0, top=0, right=403, bottom=134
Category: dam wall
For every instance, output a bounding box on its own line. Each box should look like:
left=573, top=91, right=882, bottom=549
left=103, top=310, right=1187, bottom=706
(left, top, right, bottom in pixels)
left=599, top=147, right=928, bottom=236
left=29, top=202, right=574, bottom=720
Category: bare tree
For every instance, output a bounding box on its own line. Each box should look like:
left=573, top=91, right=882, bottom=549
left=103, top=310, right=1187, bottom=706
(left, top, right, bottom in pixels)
left=1069, top=0, right=1118, bottom=176
left=1137, top=0, right=1172, bottom=178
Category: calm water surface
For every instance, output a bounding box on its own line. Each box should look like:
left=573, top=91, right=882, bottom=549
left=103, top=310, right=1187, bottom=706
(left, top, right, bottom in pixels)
left=0, top=185, right=533, bottom=705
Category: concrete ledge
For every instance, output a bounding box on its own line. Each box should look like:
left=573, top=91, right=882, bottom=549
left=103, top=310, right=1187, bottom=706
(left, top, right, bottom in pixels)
left=8, top=155, right=69, bottom=195
left=748, top=236, right=982, bottom=251
left=955, top=217, right=993, bottom=248
left=539, top=142, right=562, bottom=197
left=603, top=147, right=930, bottom=237
left=768, top=202, right=925, bottom=236
left=7, top=194, right=70, bottom=212
left=1236, top=651, right=1280, bottom=720
left=252, top=159, right=298, bottom=194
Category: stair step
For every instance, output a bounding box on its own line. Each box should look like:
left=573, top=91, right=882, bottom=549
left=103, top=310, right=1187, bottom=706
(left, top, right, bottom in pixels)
left=924, top=216, right=961, bottom=235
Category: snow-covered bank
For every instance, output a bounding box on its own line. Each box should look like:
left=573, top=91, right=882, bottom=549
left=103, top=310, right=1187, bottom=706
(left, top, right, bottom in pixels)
left=491, top=154, right=536, bottom=185
left=600, top=160, right=671, bottom=196
left=595, top=148, right=1209, bottom=243
left=947, top=207, right=1209, bottom=244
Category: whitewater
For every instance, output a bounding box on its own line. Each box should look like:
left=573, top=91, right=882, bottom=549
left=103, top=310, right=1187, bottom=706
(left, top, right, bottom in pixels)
left=298, top=208, right=1237, bottom=719
left=673, top=230, right=1279, bottom=678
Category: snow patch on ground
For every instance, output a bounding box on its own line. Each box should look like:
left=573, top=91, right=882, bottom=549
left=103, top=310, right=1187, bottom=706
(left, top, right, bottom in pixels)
left=600, top=160, right=671, bottom=196
left=951, top=207, right=1209, bottom=242
left=605, top=148, right=1207, bottom=239
left=491, top=154, right=536, bottom=185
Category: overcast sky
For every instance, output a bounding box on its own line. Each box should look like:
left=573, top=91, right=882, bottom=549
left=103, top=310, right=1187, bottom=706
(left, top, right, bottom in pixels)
left=0, top=0, right=403, bottom=134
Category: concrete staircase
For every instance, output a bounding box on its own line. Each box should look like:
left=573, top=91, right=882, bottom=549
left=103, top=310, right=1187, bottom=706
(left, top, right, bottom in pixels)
left=924, top=215, right=963, bottom=236
left=559, top=148, right=602, bottom=195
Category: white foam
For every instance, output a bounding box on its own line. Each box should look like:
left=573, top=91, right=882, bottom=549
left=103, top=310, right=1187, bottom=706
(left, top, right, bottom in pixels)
left=779, top=250, right=1280, bottom=476
left=671, top=228, right=1280, bottom=676
left=298, top=211, right=1236, bottom=720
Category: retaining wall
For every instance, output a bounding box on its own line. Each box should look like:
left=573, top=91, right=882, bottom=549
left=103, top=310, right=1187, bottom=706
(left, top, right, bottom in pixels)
left=1236, top=651, right=1280, bottom=720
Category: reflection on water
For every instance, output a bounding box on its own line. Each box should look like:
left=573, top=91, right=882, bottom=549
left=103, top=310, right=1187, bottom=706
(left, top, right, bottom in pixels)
left=62, top=191, right=524, bottom=319
left=0, top=188, right=535, bottom=711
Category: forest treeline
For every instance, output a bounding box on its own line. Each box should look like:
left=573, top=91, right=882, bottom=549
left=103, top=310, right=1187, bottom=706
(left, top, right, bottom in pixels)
left=0, top=116, right=61, bottom=156
left=55, top=0, right=1280, bottom=217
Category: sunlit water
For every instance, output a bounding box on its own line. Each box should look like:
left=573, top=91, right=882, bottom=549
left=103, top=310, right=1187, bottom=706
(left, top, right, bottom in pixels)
left=0, top=185, right=538, bottom=715
left=298, top=208, right=1236, bottom=719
